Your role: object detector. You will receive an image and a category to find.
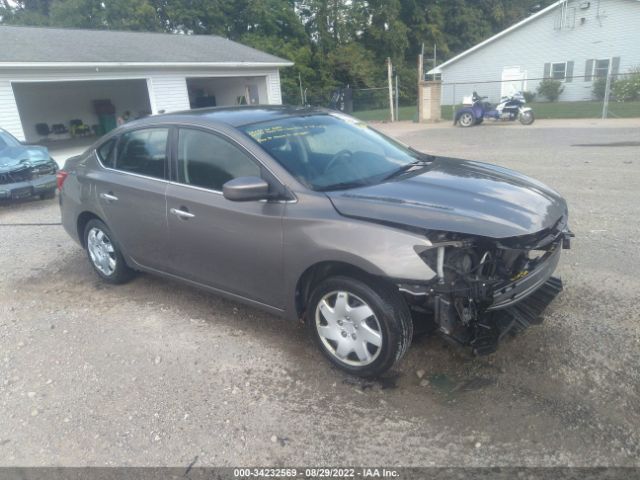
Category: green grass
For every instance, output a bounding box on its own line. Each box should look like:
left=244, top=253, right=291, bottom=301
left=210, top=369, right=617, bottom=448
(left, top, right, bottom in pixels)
left=353, top=101, right=640, bottom=122
left=441, top=101, right=640, bottom=121
left=352, top=105, right=418, bottom=122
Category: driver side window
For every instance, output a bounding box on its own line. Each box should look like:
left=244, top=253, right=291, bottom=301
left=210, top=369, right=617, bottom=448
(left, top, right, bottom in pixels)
left=177, top=128, right=261, bottom=192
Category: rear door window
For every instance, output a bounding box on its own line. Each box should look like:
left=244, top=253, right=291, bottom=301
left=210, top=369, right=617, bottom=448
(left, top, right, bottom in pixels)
left=115, top=128, right=169, bottom=179
left=97, top=138, right=116, bottom=168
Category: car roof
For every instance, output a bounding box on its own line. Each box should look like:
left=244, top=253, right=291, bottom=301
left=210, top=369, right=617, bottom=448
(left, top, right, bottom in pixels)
left=129, top=105, right=330, bottom=129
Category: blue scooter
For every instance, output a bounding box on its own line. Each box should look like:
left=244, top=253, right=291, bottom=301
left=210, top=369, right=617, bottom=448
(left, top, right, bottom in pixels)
left=454, top=91, right=535, bottom=127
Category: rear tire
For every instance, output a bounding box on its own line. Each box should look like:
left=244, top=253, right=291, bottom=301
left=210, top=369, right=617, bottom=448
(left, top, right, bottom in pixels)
left=458, top=112, right=475, bottom=128
left=84, top=219, right=134, bottom=284
left=307, top=276, right=413, bottom=378
left=519, top=110, right=535, bottom=125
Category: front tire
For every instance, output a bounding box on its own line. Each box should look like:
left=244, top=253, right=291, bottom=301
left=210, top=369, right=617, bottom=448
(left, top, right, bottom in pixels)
left=84, top=219, right=134, bottom=284
left=458, top=112, right=475, bottom=128
left=307, top=276, right=413, bottom=377
left=519, top=110, right=535, bottom=125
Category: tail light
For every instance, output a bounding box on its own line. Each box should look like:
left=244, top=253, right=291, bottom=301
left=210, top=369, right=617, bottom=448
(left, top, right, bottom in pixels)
left=56, top=170, right=69, bottom=190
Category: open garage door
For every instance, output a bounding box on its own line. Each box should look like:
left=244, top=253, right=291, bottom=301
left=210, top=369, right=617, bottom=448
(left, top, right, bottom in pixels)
left=186, top=76, right=268, bottom=109
left=12, top=79, right=152, bottom=143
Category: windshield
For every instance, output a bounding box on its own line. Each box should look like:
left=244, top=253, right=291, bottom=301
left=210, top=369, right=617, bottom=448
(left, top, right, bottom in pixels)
left=0, top=131, right=21, bottom=149
left=240, top=113, right=423, bottom=190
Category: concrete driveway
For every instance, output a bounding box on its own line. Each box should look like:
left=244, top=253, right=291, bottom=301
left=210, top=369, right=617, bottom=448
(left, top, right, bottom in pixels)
left=0, top=119, right=638, bottom=467
left=46, top=138, right=95, bottom=168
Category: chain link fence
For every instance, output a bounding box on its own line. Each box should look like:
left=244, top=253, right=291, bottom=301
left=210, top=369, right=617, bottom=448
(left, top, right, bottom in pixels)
left=440, top=71, right=639, bottom=122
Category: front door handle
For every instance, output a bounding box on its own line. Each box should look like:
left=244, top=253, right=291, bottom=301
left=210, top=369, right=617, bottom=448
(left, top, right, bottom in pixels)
left=170, top=207, right=195, bottom=219
left=99, top=192, right=119, bottom=202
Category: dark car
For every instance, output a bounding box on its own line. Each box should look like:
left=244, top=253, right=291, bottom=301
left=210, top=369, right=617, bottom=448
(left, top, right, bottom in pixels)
left=0, top=128, right=58, bottom=201
left=58, top=106, right=572, bottom=377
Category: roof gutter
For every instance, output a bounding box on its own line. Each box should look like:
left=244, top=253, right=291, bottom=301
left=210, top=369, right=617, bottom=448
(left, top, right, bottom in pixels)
left=0, top=61, right=294, bottom=68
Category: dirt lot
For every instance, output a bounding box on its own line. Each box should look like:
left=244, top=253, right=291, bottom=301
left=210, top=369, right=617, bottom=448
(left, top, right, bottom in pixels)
left=1, top=119, right=639, bottom=467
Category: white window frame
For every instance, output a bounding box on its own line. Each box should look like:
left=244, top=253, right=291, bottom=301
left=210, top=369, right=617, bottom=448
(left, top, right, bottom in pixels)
left=550, top=61, right=567, bottom=81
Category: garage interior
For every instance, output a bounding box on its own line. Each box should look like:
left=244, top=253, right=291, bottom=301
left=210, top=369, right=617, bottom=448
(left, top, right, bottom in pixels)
left=12, top=79, right=152, bottom=143
left=186, top=76, right=268, bottom=109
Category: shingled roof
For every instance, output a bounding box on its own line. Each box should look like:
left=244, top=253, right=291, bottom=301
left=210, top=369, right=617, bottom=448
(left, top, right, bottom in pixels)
left=0, top=25, right=293, bottom=65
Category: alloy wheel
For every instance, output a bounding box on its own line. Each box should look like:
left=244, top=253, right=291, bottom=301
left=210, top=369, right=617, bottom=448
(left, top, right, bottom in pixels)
left=459, top=112, right=474, bottom=127
left=87, top=227, right=117, bottom=276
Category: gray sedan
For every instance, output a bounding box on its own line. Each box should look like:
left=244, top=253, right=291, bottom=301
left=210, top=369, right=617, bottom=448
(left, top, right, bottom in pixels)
left=58, top=106, right=572, bottom=377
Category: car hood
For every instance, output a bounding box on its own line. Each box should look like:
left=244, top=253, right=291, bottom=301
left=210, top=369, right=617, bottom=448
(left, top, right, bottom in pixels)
left=0, top=145, right=50, bottom=173
left=325, top=157, right=567, bottom=239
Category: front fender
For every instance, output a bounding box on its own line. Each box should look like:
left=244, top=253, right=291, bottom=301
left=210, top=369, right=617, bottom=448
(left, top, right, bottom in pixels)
left=283, top=198, right=437, bottom=320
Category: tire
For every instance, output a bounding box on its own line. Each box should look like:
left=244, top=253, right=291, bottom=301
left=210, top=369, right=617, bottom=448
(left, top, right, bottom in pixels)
left=458, top=112, right=475, bottom=128
left=519, top=110, right=535, bottom=125
left=39, top=189, right=56, bottom=200
left=307, top=275, right=413, bottom=377
left=83, top=219, right=134, bottom=284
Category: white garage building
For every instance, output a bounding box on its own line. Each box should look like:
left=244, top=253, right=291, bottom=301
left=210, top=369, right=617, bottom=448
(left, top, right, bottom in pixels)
left=0, top=26, right=293, bottom=143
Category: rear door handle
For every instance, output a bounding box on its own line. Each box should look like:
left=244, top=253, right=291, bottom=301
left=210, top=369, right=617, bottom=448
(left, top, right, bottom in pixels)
left=99, top=192, right=119, bottom=202
left=170, top=207, right=195, bottom=219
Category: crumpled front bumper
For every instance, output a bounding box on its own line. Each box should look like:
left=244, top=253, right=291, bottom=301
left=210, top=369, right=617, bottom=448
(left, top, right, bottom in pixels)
left=0, top=174, right=57, bottom=200
left=488, top=245, right=562, bottom=311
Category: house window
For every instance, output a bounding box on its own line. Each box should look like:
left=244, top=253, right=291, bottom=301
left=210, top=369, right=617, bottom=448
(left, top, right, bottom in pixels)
left=551, top=62, right=567, bottom=80
left=594, top=59, right=610, bottom=79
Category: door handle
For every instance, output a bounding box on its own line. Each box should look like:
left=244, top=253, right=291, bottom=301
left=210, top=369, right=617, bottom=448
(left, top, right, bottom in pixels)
left=170, top=207, right=195, bottom=219
left=99, top=192, right=119, bottom=202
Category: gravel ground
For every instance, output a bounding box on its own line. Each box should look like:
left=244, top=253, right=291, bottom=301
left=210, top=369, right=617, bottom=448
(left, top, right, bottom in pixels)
left=0, top=119, right=638, bottom=467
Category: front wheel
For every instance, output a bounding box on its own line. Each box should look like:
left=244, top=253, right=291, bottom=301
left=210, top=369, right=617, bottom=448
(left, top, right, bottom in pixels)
left=519, top=110, right=535, bottom=125
left=458, top=112, right=475, bottom=128
left=307, top=276, right=413, bottom=377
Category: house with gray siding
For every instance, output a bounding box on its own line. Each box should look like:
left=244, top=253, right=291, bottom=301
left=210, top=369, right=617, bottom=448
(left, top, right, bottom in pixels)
left=0, top=26, right=292, bottom=142
left=428, top=0, right=640, bottom=105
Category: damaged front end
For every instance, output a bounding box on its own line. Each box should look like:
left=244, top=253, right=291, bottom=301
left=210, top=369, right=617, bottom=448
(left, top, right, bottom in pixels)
left=399, top=216, right=573, bottom=355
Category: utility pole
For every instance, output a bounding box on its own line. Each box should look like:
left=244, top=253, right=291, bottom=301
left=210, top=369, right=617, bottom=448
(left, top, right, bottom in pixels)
left=433, top=44, right=437, bottom=72
left=298, top=73, right=304, bottom=106
left=395, top=70, right=399, bottom=122
left=602, top=67, right=612, bottom=120
left=418, top=43, right=424, bottom=83
left=417, top=45, right=424, bottom=123
left=387, top=57, right=395, bottom=122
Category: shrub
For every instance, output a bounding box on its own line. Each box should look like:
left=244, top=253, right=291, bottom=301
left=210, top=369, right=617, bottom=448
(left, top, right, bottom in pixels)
left=592, top=77, right=610, bottom=100
left=537, top=79, right=564, bottom=102
left=611, top=66, right=640, bottom=102
left=522, top=91, right=536, bottom=103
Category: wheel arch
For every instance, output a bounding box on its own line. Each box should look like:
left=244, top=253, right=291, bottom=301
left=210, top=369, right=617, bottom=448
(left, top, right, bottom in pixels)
left=76, top=211, right=104, bottom=248
left=294, top=260, right=398, bottom=321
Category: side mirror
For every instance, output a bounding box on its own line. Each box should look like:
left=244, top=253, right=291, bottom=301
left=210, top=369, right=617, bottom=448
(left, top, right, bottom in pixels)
left=223, top=176, right=271, bottom=202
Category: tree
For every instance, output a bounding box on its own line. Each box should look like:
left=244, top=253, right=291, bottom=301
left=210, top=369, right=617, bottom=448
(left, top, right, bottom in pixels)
left=0, top=0, right=561, bottom=108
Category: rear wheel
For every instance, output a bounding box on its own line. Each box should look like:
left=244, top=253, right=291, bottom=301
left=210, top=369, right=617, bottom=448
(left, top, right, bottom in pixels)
left=458, top=112, right=475, bottom=128
left=84, top=219, right=134, bottom=284
left=307, top=276, right=413, bottom=377
left=519, top=110, right=535, bottom=125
